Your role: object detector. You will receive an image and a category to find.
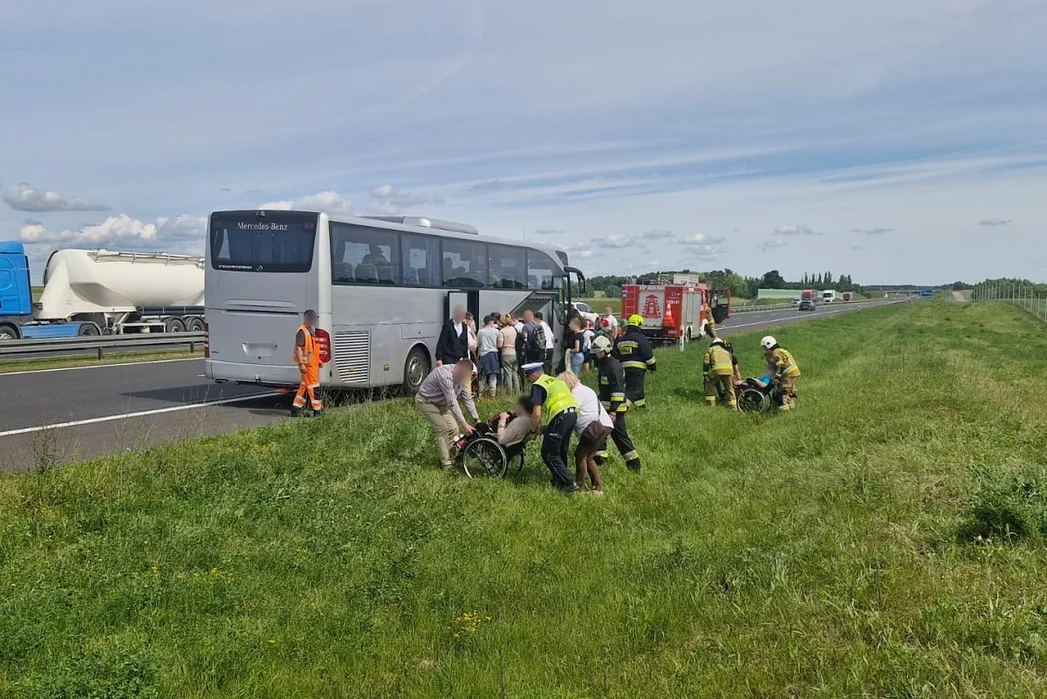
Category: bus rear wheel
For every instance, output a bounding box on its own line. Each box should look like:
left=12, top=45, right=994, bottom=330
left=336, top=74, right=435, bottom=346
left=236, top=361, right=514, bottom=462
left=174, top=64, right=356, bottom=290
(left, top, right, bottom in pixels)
left=402, top=347, right=430, bottom=394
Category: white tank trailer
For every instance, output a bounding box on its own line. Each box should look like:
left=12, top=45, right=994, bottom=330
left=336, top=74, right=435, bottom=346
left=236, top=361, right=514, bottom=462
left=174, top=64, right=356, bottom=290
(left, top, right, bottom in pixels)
left=36, top=249, right=206, bottom=334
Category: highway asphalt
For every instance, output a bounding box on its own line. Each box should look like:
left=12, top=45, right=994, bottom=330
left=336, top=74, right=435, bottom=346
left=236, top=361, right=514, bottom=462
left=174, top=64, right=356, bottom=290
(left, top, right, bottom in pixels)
left=0, top=301, right=887, bottom=473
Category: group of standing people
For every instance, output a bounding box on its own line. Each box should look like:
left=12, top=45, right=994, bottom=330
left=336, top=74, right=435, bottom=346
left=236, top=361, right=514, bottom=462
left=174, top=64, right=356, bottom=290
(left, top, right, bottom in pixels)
left=435, top=305, right=556, bottom=398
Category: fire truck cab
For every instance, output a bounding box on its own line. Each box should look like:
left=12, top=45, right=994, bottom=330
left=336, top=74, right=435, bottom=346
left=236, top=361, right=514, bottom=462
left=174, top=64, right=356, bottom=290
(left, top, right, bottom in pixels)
left=621, top=275, right=731, bottom=344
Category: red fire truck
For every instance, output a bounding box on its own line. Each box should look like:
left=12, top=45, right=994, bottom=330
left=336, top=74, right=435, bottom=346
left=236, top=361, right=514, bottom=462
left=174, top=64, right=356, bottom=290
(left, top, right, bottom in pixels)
left=621, top=276, right=731, bottom=344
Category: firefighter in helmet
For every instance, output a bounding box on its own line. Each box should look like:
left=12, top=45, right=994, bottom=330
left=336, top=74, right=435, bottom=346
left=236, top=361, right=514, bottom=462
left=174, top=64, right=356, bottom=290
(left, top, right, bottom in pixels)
left=761, top=335, right=801, bottom=410
left=591, top=335, right=642, bottom=471
left=614, top=314, right=656, bottom=408
left=703, top=337, right=737, bottom=409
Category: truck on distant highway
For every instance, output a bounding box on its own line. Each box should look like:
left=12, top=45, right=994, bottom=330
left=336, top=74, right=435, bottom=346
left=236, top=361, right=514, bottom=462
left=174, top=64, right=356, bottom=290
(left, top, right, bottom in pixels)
left=842, top=291, right=853, bottom=302
left=822, top=290, right=837, bottom=304
left=801, top=289, right=815, bottom=302
left=0, top=242, right=205, bottom=340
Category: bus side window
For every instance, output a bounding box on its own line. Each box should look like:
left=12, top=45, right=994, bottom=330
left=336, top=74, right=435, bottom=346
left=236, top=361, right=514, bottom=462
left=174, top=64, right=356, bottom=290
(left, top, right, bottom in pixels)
left=331, top=223, right=399, bottom=285
left=442, top=239, right=487, bottom=288
left=402, top=234, right=439, bottom=286
left=489, top=245, right=527, bottom=289
left=526, top=250, right=557, bottom=290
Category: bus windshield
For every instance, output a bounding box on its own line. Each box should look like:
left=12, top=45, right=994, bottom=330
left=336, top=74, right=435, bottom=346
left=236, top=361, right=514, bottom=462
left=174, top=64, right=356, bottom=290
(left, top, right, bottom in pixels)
left=209, top=212, right=317, bottom=273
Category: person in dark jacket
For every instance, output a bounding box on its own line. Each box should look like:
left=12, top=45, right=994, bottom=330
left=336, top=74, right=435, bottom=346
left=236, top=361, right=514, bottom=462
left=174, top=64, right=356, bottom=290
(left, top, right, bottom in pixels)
left=591, top=335, right=642, bottom=472
left=436, top=304, right=470, bottom=366
left=614, top=314, right=657, bottom=408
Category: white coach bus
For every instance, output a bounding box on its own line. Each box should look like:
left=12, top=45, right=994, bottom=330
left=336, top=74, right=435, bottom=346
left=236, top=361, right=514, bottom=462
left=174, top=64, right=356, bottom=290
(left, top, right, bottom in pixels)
left=204, top=210, right=585, bottom=392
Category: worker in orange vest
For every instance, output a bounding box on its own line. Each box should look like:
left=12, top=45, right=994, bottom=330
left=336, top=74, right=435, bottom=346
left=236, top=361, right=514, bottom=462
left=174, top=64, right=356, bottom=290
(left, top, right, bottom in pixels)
left=292, top=309, right=324, bottom=416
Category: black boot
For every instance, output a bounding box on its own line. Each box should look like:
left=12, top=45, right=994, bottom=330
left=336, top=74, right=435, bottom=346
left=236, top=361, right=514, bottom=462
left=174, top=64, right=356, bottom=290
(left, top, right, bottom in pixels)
left=290, top=406, right=303, bottom=417
left=626, top=458, right=642, bottom=472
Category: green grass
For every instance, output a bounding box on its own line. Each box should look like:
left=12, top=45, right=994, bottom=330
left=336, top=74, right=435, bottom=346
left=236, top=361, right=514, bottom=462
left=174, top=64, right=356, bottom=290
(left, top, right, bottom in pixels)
left=4, top=301, right=1047, bottom=697
left=0, top=349, right=197, bottom=374
left=31, top=286, right=43, bottom=304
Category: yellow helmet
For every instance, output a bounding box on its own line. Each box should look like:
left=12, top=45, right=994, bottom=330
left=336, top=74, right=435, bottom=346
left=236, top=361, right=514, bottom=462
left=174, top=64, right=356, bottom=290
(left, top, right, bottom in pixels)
left=627, top=314, right=644, bottom=327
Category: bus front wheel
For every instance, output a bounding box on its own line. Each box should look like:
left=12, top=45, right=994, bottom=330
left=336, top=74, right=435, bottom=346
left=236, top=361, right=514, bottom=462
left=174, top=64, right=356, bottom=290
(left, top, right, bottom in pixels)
left=402, top=347, right=430, bottom=395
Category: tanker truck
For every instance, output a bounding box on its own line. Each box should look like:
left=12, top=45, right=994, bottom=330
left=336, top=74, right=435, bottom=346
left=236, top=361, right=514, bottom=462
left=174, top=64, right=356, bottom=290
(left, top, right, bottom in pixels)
left=0, top=242, right=205, bottom=340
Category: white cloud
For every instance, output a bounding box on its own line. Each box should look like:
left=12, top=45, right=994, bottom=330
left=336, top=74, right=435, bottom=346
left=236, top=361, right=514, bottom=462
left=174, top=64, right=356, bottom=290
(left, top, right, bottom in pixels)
left=362, top=184, right=444, bottom=214
left=17, top=214, right=205, bottom=249
left=641, top=229, right=675, bottom=240
left=763, top=239, right=789, bottom=251
left=679, top=233, right=725, bottom=246
left=773, top=224, right=821, bottom=236
left=534, top=228, right=564, bottom=236
left=978, top=218, right=1012, bottom=226
left=3, top=183, right=110, bottom=213
left=590, top=234, right=636, bottom=249
left=469, top=179, right=507, bottom=191
left=850, top=227, right=893, bottom=235
left=259, top=190, right=353, bottom=215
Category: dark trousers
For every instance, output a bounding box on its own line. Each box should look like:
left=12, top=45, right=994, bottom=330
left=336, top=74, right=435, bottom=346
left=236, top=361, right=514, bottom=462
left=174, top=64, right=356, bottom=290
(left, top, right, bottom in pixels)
left=541, top=411, right=577, bottom=490
left=597, top=411, right=641, bottom=470
left=544, top=348, right=554, bottom=374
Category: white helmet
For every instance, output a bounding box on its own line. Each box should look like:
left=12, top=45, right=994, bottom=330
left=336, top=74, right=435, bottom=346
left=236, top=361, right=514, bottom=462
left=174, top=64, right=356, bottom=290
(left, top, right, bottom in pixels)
left=591, top=335, right=613, bottom=353
left=760, top=335, right=777, bottom=350
left=710, top=337, right=725, bottom=345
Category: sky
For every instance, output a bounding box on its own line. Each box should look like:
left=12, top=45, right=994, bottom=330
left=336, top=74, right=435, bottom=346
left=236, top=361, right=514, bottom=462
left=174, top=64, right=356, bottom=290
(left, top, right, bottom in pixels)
left=2, top=0, right=1046, bottom=285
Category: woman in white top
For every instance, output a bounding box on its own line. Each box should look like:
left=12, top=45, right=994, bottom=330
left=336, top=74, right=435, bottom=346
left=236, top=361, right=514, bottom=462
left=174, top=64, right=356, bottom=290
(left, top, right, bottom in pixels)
left=559, top=372, right=613, bottom=495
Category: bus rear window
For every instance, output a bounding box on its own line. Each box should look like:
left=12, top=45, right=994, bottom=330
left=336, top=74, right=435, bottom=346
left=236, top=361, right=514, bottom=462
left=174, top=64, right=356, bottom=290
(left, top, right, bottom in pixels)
left=209, top=213, right=317, bottom=272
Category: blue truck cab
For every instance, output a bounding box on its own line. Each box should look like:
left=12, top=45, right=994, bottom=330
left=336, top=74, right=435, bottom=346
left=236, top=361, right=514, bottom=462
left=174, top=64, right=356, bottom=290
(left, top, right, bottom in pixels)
left=0, top=242, right=34, bottom=339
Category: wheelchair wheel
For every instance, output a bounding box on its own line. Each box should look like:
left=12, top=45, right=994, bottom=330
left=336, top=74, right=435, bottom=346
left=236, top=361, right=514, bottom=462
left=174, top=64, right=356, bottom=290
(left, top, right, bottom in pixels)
left=461, top=437, right=508, bottom=479
left=738, top=387, right=770, bottom=414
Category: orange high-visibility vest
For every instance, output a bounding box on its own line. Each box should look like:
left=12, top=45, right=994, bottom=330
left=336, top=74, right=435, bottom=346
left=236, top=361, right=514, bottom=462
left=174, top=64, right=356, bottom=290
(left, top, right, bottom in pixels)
left=293, top=324, right=320, bottom=370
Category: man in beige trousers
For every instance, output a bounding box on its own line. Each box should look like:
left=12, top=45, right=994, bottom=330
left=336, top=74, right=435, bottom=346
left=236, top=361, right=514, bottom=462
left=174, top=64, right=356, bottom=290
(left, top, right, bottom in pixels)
left=414, top=360, right=479, bottom=469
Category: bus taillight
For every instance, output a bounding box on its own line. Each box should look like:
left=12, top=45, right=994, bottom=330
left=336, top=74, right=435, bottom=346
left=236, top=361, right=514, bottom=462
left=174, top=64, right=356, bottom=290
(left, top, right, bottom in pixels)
left=203, top=322, right=210, bottom=358
left=316, top=328, right=332, bottom=364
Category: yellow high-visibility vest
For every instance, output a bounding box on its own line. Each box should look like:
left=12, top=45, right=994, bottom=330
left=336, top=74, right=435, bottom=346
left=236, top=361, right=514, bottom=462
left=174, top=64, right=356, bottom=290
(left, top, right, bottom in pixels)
left=534, top=374, right=578, bottom=423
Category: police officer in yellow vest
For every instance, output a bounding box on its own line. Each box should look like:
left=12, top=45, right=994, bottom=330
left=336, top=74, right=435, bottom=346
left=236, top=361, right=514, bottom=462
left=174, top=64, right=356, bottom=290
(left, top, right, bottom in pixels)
left=760, top=335, right=801, bottom=410
left=523, top=362, right=580, bottom=494
left=703, top=337, right=737, bottom=409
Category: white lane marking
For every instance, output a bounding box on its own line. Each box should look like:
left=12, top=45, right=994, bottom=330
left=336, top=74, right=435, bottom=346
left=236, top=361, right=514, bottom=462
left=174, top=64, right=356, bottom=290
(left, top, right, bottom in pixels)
left=0, top=391, right=282, bottom=438
left=0, top=356, right=201, bottom=378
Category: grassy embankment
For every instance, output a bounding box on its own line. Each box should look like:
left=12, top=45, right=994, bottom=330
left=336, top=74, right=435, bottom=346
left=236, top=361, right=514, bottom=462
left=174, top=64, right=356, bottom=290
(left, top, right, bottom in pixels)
left=3, top=301, right=1047, bottom=697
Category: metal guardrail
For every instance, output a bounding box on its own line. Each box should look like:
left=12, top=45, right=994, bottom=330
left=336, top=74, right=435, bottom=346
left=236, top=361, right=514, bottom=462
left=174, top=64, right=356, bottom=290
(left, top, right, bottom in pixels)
left=0, top=332, right=205, bottom=359
left=731, top=302, right=795, bottom=313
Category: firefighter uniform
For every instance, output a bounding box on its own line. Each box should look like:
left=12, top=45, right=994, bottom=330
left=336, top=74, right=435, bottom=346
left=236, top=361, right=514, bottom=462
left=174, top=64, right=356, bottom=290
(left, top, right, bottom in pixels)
left=594, top=351, right=642, bottom=471
left=704, top=303, right=717, bottom=339
left=703, top=340, right=736, bottom=409
left=767, top=346, right=800, bottom=410
left=615, top=317, right=656, bottom=408
left=293, top=322, right=323, bottom=413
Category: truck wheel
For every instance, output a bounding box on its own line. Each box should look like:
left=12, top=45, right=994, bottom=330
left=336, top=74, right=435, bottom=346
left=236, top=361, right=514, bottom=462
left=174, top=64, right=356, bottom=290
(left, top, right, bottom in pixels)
left=188, top=317, right=205, bottom=333
left=0, top=324, right=19, bottom=341
left=165, top=318, right=186, bottom=333
left=401, top=346, right=430, bottom=395
left=78, top=323, right=100, bottom=336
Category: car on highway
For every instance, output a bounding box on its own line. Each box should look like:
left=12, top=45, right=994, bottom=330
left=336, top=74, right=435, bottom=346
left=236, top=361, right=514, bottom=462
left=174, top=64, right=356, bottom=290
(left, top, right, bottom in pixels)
left=570, top=301, right=599, bottom=324
left=798, top=299, right=816, bottom=312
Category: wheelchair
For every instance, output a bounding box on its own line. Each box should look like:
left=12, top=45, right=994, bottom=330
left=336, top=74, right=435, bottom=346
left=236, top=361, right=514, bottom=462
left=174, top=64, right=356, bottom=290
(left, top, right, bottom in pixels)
left=453, top=423, right=528, bottom=479
left=736, top=378, right=780, bottom=414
